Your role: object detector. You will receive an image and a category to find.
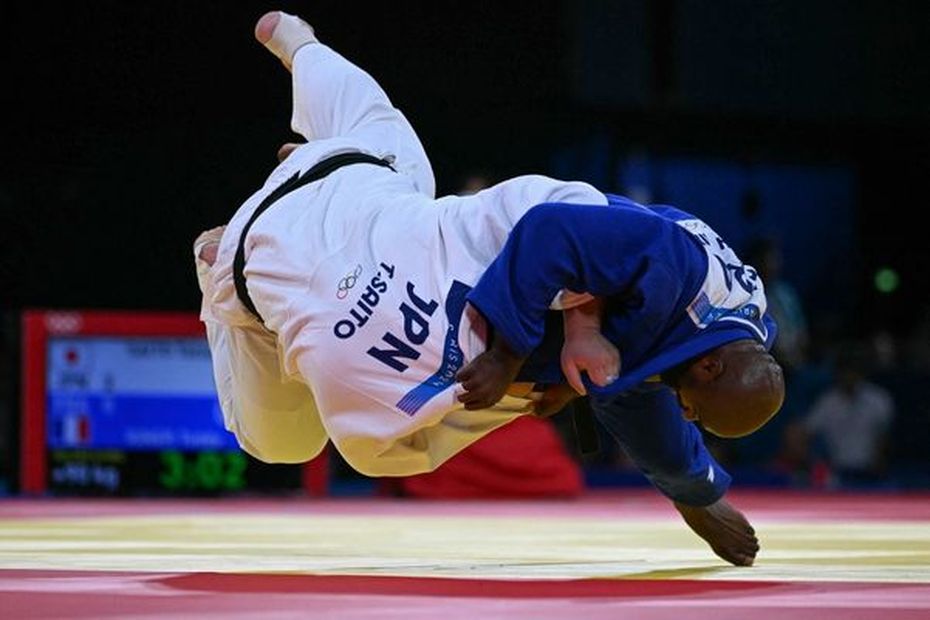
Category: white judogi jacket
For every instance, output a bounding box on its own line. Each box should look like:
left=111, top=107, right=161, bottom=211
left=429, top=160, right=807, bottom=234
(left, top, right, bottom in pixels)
left=196, top=43, right=606, bottom=476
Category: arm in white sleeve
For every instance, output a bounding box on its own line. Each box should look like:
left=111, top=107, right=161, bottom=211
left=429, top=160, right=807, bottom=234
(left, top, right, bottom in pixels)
left=195, top=230, right=328, bottom=464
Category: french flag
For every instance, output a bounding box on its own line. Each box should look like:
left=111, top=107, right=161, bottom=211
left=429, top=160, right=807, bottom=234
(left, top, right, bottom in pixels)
left=56, top=414, right=92, bottom=446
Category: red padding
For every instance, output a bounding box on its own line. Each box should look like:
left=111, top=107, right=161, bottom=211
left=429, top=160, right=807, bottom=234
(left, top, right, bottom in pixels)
left=394, top=416, right=584, bottom=499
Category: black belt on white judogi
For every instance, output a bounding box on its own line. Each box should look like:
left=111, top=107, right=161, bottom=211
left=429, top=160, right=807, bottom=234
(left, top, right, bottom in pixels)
left=233, top=151, right=395, bottom=323
left=232, top=151, right=600, bottom=457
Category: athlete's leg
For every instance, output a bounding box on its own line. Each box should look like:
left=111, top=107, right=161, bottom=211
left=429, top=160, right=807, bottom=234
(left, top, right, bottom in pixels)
left=255, top=11, right=435, bottom=197
left=591, top=387, right=759, bottom=566
left=591, top=385, right=731, bottom=506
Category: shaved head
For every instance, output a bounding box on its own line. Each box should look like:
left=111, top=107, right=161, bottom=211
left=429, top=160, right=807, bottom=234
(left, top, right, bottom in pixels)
left=665, top=340, right=785, bottom=438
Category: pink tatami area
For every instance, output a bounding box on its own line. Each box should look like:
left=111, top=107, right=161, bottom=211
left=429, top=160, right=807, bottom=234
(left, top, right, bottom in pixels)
left=2, top=490, right=929, bottom=619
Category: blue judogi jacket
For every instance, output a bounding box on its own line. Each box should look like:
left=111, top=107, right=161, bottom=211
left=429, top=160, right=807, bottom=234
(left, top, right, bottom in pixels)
left=466, top=194, right=777, bottom=395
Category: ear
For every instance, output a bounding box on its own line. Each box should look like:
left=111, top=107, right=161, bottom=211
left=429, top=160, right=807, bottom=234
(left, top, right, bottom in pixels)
left=691, top=353, right=724, bottom=383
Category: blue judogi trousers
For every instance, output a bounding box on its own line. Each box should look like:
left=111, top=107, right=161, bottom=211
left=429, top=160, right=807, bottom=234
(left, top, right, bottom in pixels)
left=591, top=385, right=731, bottom=506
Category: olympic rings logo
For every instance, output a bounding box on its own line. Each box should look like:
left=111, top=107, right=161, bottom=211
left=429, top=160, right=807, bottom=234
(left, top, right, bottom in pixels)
left=336, top=264, right=363, bottom=299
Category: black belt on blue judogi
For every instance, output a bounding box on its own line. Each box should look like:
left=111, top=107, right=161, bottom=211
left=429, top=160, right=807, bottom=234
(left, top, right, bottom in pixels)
left=233, top=151, right=395, bottom=323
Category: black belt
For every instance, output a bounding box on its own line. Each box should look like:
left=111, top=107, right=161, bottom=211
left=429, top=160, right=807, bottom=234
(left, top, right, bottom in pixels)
left=572, top=396, right=601, bottom=456
left=233, top=152, right=395, bottom=323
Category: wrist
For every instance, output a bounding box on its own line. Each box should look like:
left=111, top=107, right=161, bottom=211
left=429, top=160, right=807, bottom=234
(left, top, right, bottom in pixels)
left=563, top=302, right=603, bottom=335
left=490, top=333, right=526, bottom=364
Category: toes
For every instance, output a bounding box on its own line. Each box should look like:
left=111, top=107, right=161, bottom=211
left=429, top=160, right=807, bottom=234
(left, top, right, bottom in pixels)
left=714, top=544, right=756, bottom=567
left=734, top=553, right=755, bottom=567
left=254, top=11, right=281, bottom=44
left=254, top=11, right=318, bottom=69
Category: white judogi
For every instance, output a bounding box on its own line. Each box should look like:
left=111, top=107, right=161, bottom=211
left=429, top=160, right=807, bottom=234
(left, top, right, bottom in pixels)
left=196, top=43, right=607, bottom=476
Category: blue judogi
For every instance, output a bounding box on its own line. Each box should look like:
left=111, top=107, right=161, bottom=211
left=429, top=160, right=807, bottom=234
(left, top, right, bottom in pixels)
left=466, top=194, right=778, bottom=505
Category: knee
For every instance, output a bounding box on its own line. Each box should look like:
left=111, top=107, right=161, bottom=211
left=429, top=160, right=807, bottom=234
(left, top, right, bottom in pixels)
left=233, top=426, right=325, bottom=465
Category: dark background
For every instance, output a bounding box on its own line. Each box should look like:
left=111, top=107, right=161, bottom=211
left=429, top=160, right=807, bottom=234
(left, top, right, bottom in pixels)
left=3, top=1, right=928, bottom=320
left=2, top=1, right=929, bottom=490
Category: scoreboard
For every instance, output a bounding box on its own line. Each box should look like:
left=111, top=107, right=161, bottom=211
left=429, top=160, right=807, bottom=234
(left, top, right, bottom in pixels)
left=20, top=311, right=326, bottom=496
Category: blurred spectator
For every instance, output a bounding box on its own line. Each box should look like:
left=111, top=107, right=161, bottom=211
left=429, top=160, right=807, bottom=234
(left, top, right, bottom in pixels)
left=870, top=318, right=930, bottom=484
left=869, top=327, right=899, bottom=374
left=746, top=236, right=810, bottom=372
left=772, top=421, right=812, bottom=487
left=903, top=305, right=930, bottom=374
left=798, top=343, right=895, bottom=487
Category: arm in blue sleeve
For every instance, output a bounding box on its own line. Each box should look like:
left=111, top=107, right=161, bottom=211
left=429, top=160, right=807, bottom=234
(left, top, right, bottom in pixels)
left=466, top=202, right=685, bottom=357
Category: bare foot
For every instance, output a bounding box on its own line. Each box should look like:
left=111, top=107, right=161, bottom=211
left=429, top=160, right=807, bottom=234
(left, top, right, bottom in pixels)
left=674, top=498, right=759, bottom=566
left=198, top=242, right=219, bottom=267
left=194, top=226, right=225, bottom=267
left=254, top=11, right=282, bottom=45
left=254, top=11, right=317, bottom=70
